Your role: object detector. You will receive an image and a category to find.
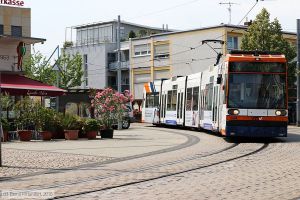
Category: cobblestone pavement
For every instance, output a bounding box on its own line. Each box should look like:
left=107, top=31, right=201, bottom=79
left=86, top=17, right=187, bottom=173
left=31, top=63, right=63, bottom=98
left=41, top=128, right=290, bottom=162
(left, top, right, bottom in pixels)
left=1, top=124, right=300, bottom=200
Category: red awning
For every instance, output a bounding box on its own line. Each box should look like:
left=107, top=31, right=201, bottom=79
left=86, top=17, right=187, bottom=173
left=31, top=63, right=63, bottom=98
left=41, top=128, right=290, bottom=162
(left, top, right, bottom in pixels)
left=0, top=74, right=66, bottom=96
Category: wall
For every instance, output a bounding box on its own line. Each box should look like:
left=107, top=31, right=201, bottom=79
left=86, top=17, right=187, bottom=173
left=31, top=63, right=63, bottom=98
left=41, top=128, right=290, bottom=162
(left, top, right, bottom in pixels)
left=64, top=43, right=116, bottom=89
left=0, top=6, right=31, bottom=72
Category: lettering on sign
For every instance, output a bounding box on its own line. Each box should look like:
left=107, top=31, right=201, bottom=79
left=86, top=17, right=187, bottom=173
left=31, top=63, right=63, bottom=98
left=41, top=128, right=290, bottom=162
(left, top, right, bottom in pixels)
left=0, top=0, right=24, bottom=7
left=0, top=55, right=9, bottom=61
left=27, top=90, right=47, bottom=96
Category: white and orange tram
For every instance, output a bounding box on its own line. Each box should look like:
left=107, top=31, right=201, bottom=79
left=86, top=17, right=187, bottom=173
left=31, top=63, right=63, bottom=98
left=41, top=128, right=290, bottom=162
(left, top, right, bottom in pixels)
left=142, top=51, right=288, bottom=137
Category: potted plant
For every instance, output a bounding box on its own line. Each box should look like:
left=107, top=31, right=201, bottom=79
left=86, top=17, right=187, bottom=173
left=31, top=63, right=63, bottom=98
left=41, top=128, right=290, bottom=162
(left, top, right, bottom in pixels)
left=93, top=88, right=132, bottom=138
left=38, top=107, right=56, bottom=141
left=14, top=97, right=35, bottom=141
left=83, top=118, right=100, bottom=139
left=61, top=114, right=81, bottom=140
left=1, top=118, right=9, bottom=142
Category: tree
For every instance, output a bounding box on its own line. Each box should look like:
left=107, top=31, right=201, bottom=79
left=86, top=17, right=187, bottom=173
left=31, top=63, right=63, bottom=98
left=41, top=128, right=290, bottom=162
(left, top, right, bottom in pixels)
left=128, top=30, right=136, bottom=39
left=23, top=52, right=56, bottom=86
left=23, top=52, right=84, bottom=89
left=241, top=8, right=297, bottom=101
left=56, top=53, right=84, bottom=89
left=138, top=29, right=148, bottom=38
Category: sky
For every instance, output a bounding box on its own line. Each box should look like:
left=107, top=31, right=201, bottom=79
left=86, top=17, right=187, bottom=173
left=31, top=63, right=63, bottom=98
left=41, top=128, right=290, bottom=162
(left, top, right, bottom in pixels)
left=22, top=0, right=300, bottom=60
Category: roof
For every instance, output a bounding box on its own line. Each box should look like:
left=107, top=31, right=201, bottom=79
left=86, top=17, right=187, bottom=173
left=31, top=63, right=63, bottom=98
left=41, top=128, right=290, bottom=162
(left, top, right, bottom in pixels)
left=132, top=24, right=296, bottom=40
left=73, top=20, right=169, bottom=31
left=0, top=35, right=46, bottom=45
left=0, top=73, right=66, bottom=96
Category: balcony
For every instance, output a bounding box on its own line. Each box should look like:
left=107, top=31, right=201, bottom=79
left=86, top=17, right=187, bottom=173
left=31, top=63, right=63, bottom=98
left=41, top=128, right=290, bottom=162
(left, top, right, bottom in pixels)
left=108, top=61, right=130, bottom=71
left=109, top=84, right=130, bottom=92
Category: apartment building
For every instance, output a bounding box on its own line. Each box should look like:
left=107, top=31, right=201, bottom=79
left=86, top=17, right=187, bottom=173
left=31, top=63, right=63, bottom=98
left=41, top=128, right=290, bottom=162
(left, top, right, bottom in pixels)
left=130, top=24, right=296, bottom=101
left=64, top=20, right=166, bottom=91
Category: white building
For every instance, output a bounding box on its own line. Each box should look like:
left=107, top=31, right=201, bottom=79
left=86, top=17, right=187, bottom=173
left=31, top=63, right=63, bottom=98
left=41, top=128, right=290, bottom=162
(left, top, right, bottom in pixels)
left=64, top=20, right=167, bottom=91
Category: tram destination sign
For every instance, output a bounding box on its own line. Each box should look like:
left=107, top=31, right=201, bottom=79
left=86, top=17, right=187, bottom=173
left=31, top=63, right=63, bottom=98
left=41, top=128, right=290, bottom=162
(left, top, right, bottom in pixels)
left=0, top=0, right=24, bottom=7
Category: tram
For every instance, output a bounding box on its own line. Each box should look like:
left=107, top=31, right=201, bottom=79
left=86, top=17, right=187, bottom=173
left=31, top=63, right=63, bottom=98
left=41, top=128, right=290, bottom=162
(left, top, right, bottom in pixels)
left=142, top=51, right=288, bottom=137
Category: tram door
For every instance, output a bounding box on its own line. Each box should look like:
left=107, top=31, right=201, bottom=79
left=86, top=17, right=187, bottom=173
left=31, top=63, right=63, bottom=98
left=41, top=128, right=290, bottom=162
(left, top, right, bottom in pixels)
left=177, top=90, right=184, bottom=125
left=212, top=85, right=220, bottom=130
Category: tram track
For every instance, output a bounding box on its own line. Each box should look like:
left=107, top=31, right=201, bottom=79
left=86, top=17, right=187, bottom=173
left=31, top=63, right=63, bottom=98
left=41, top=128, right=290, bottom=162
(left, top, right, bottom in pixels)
left=48, top=142, right=268, bottom=199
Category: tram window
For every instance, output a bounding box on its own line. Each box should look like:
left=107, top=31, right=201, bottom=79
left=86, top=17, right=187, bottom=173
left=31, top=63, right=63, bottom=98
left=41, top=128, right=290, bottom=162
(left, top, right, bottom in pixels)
left=186, top=88, right=192, bottom=111
left=154, top=93, right=159, bottom=106
left=163, top=94, right=166, bottom=117
left=171, top=90, right=177, bottom=110
left=177, top=93, right=181, bottom=117
left=180, top=92, right=184, bottom=118
left=192, top=87, right=199, bottom=111
left=205, top=83, right=213, bottom=110
left=167, top=91, right=172, bottom=110
left=223, top=74, right=227, bottom=104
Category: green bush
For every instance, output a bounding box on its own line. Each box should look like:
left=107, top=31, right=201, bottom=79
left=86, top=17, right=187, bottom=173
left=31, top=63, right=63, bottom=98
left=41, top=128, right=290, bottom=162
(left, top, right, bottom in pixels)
left=61, top=114, right=82, bottom=130
left=1, top=118, right=9, bottom=131
left=83, top=119, right=100, bottom=132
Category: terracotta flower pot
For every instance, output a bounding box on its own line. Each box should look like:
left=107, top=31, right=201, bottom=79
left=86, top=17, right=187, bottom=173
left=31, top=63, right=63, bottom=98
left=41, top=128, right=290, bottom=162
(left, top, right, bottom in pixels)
left=1, top=131, right=9, bottom=142
left=100, top=129, right=114, bottom=138
left=64, top=130, right=79, bottom=140
left=86, top=131, right=97, bottom=140
left=18, top=130, right=32, bottom=141
left=40, top=131, right=52, bottom=141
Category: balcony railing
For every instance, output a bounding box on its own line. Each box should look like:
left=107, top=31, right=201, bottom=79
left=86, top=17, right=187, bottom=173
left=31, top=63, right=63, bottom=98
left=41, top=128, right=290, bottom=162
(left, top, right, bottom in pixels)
left=108, top=84, right=130, bottom=92
left=108, top=61, right=130, bottom=71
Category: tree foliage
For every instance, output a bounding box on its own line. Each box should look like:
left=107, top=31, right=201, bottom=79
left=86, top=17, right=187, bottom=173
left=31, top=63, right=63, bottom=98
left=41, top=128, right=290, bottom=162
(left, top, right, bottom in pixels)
left=56, top=53, right=84, bottom=89
left=23, top=52, right=56, bottom=86
left=241, top=8, right=297, bottom=100
left=23, top=52, right=84, bottom=89
left=128, top=30, right=136, bottom=39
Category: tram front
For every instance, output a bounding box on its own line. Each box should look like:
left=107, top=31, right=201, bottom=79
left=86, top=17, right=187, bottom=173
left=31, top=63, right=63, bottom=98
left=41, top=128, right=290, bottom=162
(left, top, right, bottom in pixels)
left=225, top=51, right=288, bottom=137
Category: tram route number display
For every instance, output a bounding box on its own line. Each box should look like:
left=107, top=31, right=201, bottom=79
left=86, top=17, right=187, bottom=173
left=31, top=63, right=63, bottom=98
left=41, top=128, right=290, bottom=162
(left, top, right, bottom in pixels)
left=0, top=0, right=25, bottom=7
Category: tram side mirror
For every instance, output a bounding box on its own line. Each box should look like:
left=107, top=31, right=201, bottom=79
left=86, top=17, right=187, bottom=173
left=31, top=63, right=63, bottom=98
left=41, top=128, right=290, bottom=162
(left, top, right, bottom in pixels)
left=217, top=74, right=222, bottom=84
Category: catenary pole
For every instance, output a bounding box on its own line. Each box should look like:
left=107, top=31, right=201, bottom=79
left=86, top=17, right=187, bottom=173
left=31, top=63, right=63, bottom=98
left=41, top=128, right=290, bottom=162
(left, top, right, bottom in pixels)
left=117, top=15, right=122, bottom=130
left=297, top=19, right=300, bottom=126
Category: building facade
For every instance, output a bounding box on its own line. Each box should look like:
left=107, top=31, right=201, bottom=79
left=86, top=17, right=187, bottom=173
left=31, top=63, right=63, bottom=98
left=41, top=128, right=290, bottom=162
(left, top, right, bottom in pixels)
left=0, top=5, right=45, bottom=72
left=64, top=20, right=166, bottom=91
left=130, top=24, right=296, bottom=101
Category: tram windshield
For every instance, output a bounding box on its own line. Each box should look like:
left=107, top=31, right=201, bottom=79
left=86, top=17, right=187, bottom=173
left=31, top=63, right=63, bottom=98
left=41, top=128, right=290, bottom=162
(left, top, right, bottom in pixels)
left=145, top=93, right=159, bottom=108
left=228, top=74, right=286, bottom=109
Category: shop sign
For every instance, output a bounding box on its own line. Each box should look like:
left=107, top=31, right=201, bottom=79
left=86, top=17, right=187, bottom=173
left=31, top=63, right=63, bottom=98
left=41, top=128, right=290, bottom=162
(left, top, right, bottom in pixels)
left=27, top=90, right=47, bottom=96
left=0, top=0, right=25, bottom=7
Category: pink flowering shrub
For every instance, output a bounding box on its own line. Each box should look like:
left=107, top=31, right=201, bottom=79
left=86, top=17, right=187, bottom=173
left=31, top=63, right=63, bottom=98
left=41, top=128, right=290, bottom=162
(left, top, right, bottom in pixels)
left=93, top=88, right=132, bottom=129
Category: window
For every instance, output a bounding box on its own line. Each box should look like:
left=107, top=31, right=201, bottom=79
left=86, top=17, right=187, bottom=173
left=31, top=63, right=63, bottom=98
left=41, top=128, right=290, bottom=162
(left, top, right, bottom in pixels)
left=145, top=93, right=159, bottom=108
left=186, top=88, right=193, bottom=111
left=83, top=54, right=88, bottom=87
left=192, top=87, right=199, bottom=111
left=11, top=26, right=22, bottom=37
left=134, top=44, right=151, bottom=56
left=0, top=25, right=3, bottom=35
left=65, top=103, right=78, bottom=116
left=154, top=44, right=169, bottom=59
left=206, top=83, right=213, bottom=110
left=227, top=36, right=238, bottom=50
left=166, top=90, right=177, bottom=111
left=171, top=90, right=177, bottom=110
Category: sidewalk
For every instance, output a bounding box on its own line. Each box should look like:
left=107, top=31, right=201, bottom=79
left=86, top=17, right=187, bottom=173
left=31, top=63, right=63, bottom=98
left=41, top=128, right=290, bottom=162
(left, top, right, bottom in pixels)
left=0, top=124, right=187, bottom=178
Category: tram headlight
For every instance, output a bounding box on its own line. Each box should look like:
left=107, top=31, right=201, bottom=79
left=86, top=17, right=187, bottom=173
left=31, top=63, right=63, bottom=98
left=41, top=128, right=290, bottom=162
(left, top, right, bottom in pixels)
left=275, top=110, right=287, bottom=116
left=228, top=109, right=240, bottom=115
